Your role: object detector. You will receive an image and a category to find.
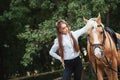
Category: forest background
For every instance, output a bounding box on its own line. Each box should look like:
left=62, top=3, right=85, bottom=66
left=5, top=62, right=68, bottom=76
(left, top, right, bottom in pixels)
left=0, top=0, right=120, bottom=80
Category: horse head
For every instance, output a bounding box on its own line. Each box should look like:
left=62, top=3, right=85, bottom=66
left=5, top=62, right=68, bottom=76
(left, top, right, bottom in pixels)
left=84, top=14, right=106, bottom=58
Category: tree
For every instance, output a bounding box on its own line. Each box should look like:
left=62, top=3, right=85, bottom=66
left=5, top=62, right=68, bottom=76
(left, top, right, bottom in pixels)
left=0, top=0, right=120, bottom=79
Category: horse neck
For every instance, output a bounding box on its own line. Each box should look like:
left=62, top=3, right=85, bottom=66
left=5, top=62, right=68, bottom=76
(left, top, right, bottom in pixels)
left=104, top=31, right=117, bottom=53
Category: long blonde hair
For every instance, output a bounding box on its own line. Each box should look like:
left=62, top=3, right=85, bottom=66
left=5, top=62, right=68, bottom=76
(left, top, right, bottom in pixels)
left=55, top=20, right=80, bottom=59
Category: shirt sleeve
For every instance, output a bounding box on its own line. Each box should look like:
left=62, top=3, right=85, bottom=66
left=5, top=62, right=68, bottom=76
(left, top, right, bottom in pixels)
left=49, top=38, right=62, bottom=61
left=73, top=26, right=88, bottom=38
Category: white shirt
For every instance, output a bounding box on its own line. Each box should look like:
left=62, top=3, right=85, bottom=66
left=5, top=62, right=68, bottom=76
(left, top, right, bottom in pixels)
left=49, top=26, right=88, bottom=61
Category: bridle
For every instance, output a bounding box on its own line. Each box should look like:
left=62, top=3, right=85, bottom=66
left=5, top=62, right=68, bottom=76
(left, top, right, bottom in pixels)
left=87, top=24, right=106, bottom=57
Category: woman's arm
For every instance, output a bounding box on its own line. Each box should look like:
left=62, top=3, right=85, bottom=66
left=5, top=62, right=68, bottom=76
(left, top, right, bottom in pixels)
left=73, top=26, right=88, bottom=38
left=49, top=39, right=62, bottom=61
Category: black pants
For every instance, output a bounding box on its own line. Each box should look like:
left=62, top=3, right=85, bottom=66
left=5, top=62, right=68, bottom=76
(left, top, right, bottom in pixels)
left=62, top=56, right=82, bottom=80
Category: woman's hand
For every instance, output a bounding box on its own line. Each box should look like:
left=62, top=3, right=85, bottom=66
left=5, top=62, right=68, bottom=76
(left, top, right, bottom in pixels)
left=61, top=59, right=65, bottom=69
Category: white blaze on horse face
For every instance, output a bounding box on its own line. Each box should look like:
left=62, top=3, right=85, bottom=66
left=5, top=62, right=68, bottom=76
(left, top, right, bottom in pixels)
left=94, top=47, right=102, bottom=58
left=92, top=21, right=102, bottom=58
left=93, top=29, right=100, bottom=44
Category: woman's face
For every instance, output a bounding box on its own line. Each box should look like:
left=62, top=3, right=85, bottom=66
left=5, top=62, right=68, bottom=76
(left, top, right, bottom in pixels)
left=59, top=23, right=69, bottom=34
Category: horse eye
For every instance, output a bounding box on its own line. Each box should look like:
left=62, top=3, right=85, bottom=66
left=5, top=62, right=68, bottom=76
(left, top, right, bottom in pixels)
left=97, top=25, right=101, bottom=27
left=87, top=34, right=89, bottom=37
left=100, top=31, right=103, bottom=34
left=92, top=27, right=94, bottom=29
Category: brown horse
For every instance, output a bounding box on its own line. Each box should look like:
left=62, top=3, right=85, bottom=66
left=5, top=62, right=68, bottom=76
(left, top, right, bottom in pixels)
left=84, top=14, right=120, bottom=80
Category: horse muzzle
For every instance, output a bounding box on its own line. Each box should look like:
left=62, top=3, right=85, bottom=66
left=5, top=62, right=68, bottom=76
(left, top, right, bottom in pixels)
left=94, top=47, right=105, bottom=58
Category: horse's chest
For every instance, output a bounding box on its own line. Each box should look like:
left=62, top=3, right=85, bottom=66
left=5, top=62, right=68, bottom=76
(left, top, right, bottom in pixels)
left=89, top=55, right=112, bottom=66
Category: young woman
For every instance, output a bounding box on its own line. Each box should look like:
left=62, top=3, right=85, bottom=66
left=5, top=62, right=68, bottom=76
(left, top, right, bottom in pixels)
left=49, top=19, right=89, bottom=80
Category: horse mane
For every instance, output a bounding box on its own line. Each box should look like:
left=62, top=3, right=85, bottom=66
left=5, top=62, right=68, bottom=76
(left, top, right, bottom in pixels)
left=89, top=18, right=97, bottom=21
left=105, top=27, right=119, bottom=50
left=89, top=18, right=105, bottom=28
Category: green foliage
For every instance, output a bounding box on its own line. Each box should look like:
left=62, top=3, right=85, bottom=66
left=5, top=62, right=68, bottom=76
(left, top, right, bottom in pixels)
left=0, top=0, right=120, bottom=79
left=91, top=0, right=108, bottom=13
left=18, top=20, right=56, bottom=66
left=3, top=6, right=30, bottom=21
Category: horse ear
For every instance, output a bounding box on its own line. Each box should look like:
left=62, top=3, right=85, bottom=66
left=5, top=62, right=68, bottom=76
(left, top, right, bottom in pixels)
left=96, top=13, right=101, bottom=24
left=83, top=17, right=88, bottom=24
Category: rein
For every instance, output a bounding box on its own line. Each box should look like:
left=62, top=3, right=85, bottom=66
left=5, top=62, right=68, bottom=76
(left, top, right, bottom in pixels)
left=87, top=26, right=120, bottom=76
left=105, top=32, right=120, bottom=74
